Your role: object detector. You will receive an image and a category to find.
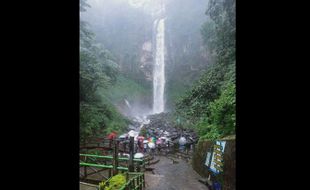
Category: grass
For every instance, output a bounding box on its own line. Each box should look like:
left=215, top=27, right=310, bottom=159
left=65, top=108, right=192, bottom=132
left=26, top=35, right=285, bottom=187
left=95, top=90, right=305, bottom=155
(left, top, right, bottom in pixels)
left=99, top=75, right=151, bottom=104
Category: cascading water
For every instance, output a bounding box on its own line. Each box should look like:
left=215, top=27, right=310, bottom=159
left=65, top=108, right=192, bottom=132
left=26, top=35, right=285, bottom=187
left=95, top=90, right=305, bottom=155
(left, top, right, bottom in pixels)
left=152, top=18, right=165, bottom=114
left=124, top=99, right=131, bottom=109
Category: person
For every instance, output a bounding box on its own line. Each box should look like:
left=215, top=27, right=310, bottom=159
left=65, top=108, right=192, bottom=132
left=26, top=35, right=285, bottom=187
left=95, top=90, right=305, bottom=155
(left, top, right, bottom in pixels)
left=185, top=142, right=190, bottom=154
left=137, top=139, right=143, bottom=152
left=107, top=131, right=117, bottom=147
left=157, top=143, right=161, bottom=155
left=156, top=138, right=162, bottom=155
left=143, top=141, right=147, bottom=153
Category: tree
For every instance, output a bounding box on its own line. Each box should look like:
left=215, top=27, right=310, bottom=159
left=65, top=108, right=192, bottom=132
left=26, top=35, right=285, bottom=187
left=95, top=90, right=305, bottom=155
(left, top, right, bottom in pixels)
left=175, top=0, right=235, bottom=140
left=79, top=0, right=127, bottom=142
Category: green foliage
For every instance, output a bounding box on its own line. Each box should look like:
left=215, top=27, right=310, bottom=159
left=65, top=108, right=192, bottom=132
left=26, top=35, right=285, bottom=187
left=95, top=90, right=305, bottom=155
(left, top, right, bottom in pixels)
left=80, top=20, right=119, bottom=102
left=164, top=0, right=209, bottom=109
left=99, top=174, right=126, bottom=190
left=80, top=102, right=105, bottom=140
left=208, top=82, right=235, bottom=131
left=139, top=127, right=147, bottom=137
left=175, top=0, right=235, bottom=140
left=80, top=5, right=128, bottom=142
left=203, top=0, right=235, bottom=66
left=99, top=75, right=151, bottom=104
left=201, top=19, right=217, bottom=56
left=101, top=100, right=129, bottom=135
left=82, top=0, right=153, bottom=88
left=196, top=81, right=235, bottom=140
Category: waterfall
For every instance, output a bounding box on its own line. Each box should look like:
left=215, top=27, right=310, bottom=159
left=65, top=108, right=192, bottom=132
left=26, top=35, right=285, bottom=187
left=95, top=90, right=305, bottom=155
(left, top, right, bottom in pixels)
left=152, top=18, right=165, bottom=114
left=124, top=98, right=131, bottom=109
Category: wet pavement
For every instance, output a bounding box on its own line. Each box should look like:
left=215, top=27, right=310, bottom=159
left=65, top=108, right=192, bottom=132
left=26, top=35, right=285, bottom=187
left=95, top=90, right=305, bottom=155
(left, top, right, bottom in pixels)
left=144, top=156, right=209, bottom=190
left=80, top=182, right=98, bottom=190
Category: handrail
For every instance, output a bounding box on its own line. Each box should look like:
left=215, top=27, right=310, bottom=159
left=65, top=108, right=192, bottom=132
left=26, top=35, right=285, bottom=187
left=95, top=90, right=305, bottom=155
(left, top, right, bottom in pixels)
left=80, top=154, right=144, bottom=162
left=80, top=162, right=129, bottom=171
left=119, top=172, right=145, bottom=190
left=80, top=162, right=113, bottom=169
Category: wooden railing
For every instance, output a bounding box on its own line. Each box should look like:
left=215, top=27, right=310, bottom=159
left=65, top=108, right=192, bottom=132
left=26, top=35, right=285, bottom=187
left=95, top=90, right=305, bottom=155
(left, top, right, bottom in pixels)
left=80, top=137, right=145, bottom=181
left=119, top=172, right=145, bottom=190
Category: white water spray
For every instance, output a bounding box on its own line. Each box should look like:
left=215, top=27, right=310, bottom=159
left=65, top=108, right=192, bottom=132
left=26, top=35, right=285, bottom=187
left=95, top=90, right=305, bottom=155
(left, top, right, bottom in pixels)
left=124, top=99, right=131, bottom=109
left=153, top=18, right=165, bottom=114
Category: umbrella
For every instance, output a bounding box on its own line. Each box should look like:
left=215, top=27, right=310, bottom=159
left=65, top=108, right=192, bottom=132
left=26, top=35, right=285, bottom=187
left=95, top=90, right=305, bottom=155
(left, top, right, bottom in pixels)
left=148, top=142, right=155, bottom=149
left=156, top=139, right=162, bottom=145
left=119, top=134, right=127, bottom=139
left=179, top=137, right=187, bottom=145
left=134, top=153, right=144, bottom=159
left=128, top=130, right=138, bottom=137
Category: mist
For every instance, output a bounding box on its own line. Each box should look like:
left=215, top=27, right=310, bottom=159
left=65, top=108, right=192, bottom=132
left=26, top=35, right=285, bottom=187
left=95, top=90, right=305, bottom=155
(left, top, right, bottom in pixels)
left=80, top=0, right=210, bottom=118
left=80, top=0, right=236, bottom=188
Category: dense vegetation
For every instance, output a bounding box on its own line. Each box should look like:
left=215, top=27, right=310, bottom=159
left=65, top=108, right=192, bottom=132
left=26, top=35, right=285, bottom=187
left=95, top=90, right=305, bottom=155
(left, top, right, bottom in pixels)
left=165, top=0, right=209, bottom=109
left=82, top=0, right=211, bottom=111
left=99, top=75, right=151, bottom=106
left=81, top=0, right=153, bottom=89
left=80, top=0, right=129, bottom=142
left=80, top=0, right=236, bottom=142
left=81, top=0, right=153, bottom=110
left=175, top=0, right=235, bottom=140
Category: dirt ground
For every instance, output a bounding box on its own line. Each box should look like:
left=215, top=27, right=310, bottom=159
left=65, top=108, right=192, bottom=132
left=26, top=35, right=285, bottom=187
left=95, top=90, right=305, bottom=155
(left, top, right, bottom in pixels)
left=144, top=155, right=209, bottom=190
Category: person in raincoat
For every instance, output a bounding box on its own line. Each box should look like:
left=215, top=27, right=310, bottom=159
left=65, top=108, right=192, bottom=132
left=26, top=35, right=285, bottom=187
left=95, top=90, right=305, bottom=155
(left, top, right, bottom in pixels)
left=156, top=138, right=162, bottom=155
left=107, top=131, right=117, bottom=147
left=143, top=140, right=148, bottom=153
left=137, top=136, right=144, bottom=152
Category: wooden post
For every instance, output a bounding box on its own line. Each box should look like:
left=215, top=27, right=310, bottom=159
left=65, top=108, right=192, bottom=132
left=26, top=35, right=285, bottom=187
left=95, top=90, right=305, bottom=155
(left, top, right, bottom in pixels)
left=125, top=173, right=129, bottom=190
left=108, top=168, right=111, bottom=178
left=84, top=155, right=87, bottom=179
left=129, top=136, right=134, bottom=172
left=139, top=175, right=142, bottom=190
left=123, top=141, right=127, bottom=153
left=109, top=139, right=112, bottom=148
left=137, top=162, right=141, bottom=172
left=113, top=140, right=119, bottom=175
left=131, top=179, right=134, bottom=189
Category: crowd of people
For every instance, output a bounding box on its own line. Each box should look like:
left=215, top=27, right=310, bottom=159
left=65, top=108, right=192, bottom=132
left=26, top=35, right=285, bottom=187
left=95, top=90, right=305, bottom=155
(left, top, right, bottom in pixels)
left=107, top=128, right=194, bottom=158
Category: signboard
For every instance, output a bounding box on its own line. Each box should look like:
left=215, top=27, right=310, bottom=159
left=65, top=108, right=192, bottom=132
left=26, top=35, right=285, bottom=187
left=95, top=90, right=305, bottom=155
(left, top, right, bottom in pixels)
left=209, top=141, right=226, bottom=174
left=205, top=152, right=212, bottom=167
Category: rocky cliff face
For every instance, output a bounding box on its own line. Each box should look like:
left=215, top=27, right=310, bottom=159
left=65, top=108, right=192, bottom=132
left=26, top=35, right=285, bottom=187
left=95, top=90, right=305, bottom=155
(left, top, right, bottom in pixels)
left=139, top=41, right=153, bottom=81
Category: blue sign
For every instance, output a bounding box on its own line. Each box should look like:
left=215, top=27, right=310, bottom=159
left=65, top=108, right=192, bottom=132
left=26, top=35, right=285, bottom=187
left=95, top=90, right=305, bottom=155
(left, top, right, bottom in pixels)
left=209, top=141, right=226, bottom=174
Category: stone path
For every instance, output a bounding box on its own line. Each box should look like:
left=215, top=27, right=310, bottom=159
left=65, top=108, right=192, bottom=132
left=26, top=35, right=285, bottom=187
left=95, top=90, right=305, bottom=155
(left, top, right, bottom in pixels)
left=144, top=156, right=209, bottom=190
